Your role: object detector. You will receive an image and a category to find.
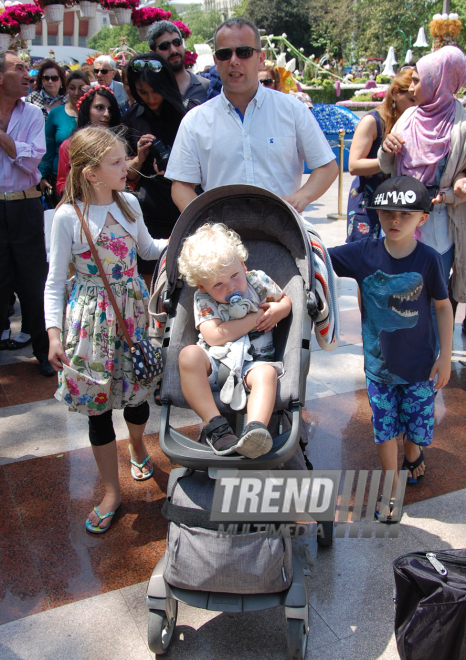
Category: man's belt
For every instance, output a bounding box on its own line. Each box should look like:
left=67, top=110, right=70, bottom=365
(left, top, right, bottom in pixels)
left=0, top=185, right=42, bottom=201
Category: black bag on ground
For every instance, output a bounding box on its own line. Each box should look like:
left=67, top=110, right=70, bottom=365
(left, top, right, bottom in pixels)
left=162, top=468, right=293, bottom=594
left=393, top=549, right=466, bottom=660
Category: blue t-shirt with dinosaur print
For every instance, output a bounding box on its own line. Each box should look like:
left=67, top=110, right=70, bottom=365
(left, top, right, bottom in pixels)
left=328, top=239, right=448, bottom=385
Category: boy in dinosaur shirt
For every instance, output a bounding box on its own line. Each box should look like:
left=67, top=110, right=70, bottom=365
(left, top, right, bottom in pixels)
left=328, top=176, right=453, bottom=523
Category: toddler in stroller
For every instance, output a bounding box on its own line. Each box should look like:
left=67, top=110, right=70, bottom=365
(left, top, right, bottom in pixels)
left=146, top=184, right=336, bottom=658
left=177, top=222, right=292, bottom=459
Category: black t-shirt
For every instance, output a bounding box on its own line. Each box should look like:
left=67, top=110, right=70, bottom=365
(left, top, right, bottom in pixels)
left=328, top=239, right=448, bottom=385
left=122, top=103, right=182, bottom=238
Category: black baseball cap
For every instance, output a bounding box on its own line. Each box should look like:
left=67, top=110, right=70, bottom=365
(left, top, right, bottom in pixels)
left=367, top=176, right=432, bottom=213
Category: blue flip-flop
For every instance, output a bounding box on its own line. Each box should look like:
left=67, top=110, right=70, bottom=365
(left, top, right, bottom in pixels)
left=85, top=505, right=119, bottom=534
left=129, top=450, right=153, bottom=481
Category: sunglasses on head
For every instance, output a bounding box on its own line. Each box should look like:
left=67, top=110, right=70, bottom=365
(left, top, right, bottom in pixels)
left=42, top=74, right=60, bottom=82
left=130, top=59, right=163, bottom=73
left=215, top=46, right=261, bottom=61
left=156, top=38, right=183, bottom=51
left=260, top=78, right=274, bottom=87
left=94, top=68, right=110, bottom=75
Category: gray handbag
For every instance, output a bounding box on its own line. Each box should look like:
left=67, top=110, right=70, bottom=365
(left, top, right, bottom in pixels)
left=162, top=468, right=293, bottom=594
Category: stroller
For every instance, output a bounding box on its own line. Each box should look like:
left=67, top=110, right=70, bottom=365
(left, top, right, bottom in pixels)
left=146, top=185, right=330, bottom=658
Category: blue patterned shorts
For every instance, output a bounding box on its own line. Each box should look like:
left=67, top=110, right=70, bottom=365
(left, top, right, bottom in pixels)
left=366, top=378, right=435, bottom=446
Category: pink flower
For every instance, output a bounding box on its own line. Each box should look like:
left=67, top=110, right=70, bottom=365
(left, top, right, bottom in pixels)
left=105, top=359, right=114, bottom=372
left=98, top=299, right=108, bottom=310
left=80, top=328, right=88, bottom=338
left=108, top=238, right=128, bottom=259
left=172, top=20, right=191, bottom=38
left=80, top=250, right=92, bottom=260
left=65, top=378, right=80, bottom=396
left=133, top=381, right=140, bottom=392
left=125, top=318, right=134, bottom=337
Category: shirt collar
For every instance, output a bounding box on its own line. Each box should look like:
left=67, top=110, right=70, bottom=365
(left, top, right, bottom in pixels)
left=220, top=82, right=265, bottom=113
left=186, top=70, right=201, bottom=89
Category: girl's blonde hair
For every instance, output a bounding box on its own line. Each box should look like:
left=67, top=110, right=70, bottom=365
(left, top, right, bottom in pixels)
left=378, top=68, right=414, bottom=139
left=178, top=223, right=248, bottom=287
left=58, top=126, right=137, bottom=224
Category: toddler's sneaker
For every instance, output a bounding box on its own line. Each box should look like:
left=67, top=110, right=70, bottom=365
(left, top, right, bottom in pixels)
left=236, top=421, right=273, bottom=459
left=200, top=416, right=239, bottom=455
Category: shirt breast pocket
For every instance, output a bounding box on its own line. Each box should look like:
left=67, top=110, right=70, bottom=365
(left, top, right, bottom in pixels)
left=267, top=136, right=296, bottom=173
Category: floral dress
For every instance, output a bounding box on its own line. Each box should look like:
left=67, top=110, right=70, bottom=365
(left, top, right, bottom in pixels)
left=55, top=222, right=151, bottom=416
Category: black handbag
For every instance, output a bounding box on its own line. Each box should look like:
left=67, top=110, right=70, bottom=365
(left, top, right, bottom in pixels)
left=393, top=549, right=466, bottom=660
left=74, top=204, right=163, bottom=382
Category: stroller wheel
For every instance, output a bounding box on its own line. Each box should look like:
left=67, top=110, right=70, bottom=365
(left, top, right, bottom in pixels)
left=317, top=520, right=334, bottom=547
left=287, top=617, right=309, bottom=660
left=148, top=598, right=178, bottom=655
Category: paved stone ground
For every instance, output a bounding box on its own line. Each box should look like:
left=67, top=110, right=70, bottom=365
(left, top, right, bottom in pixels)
left=1, top=172, right=465, bottom=660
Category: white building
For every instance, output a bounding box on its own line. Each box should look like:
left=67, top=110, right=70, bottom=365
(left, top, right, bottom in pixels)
left=204, top=0, right=241, bottom=20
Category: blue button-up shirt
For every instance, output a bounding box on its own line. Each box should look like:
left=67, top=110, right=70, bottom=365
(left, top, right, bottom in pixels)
left=165, top=82, right=334, bottom=197
left=0, top=99, right=45, bottom=193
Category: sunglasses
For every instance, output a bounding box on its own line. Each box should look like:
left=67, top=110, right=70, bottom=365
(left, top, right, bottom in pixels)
left=94, top=68, right=110, bottom=75
left=130, top=60, right=163, bottom=73
left=215, top=46, right=261, bottom=61
left=156, top=38, right=183, bottom=51
left=42, top=75, right=60, bottom=82
left=260, top=78, right=274, bottom=87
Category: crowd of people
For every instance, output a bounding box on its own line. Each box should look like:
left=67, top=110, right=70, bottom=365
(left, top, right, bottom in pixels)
left=0, top=16, right=465, bottom=531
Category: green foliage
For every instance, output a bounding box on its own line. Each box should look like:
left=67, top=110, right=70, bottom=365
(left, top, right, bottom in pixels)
left=352, top=77, right=369, bottom=83
left=183, top=7, right=222, bottom=50
left=376, top=74, right=391, bottom=84
left=244, top=0, right=313, bottom=55
left=160, top=2, right=181, bottom=21
left=233, top=0, right=248, bottom=17
left=308, top=0, right=356, bottom=59
left=351, top=93, right=372, bottom=101
left=88, top=25, right=148, bottom=53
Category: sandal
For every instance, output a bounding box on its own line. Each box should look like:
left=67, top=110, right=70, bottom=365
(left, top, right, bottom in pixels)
left=402, top=448, right=425, bottom=484
left=374, top=496, right=400, bottom=525
left=85, top=505, right=119, bottom=534
left=129, top=449, right=153, bottom=481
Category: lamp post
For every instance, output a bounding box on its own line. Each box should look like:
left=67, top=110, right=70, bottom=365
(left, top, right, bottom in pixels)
left=393, top=13, right=428, bottom=64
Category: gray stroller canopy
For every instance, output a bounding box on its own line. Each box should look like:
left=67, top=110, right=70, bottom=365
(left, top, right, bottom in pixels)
left=165, top=184, right=315, bottom=301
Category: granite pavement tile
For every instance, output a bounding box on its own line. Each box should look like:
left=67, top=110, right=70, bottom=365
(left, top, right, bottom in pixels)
left=0, top=362, right=58, bottom=406
left=0, top=589, right=152, bottom=660
left=0, top=469, right=48, bottom=625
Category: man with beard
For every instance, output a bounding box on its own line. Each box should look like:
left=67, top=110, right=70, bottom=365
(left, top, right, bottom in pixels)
left=147, top=21, right=209, bottom=103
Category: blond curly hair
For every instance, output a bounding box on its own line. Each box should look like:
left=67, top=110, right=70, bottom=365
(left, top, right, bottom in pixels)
left=178, top=223, right=248, bottom=287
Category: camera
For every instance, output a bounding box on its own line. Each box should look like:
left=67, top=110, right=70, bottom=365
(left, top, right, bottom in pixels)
left=148, top=138, right=172, bottom=172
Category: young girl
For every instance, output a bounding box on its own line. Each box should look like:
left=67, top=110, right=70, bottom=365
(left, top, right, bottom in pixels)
left=44, top=126, right=167, bottom=534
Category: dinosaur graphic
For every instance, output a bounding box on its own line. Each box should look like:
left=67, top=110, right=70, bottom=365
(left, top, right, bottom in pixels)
left=361, top=270, right=423, bottom=384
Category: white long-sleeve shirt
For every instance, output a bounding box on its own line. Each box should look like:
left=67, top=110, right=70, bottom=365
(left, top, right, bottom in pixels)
left=44, top=192, right=167, bottom=330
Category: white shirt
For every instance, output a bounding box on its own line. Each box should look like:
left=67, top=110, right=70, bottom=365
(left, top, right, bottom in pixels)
left=165, top=83, right=335, bottom=197
left=44, top=192, right=167, bottom=330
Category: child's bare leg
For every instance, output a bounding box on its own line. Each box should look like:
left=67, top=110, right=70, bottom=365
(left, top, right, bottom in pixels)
left=88, top=441, right=121, bottom=529
left=127, top=420, right=150, bottom=478
left=235, top=365, right=277, bottom=459
left=403, top=438, right=425, bottom=479
left=244, top=364, right=278, bottom=426
left=179, top=345, right=220, bottom=425
left=375, top=436, right=399, bottom=516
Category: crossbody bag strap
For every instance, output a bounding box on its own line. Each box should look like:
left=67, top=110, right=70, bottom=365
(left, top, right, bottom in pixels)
left=73, top=203, right=135, bottom=352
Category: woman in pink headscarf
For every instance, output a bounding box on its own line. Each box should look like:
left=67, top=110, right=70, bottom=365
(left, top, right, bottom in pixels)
left=378, top=46, right=466, bottom=307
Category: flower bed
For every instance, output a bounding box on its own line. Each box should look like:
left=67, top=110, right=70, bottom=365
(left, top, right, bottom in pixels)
left=311, top=103, right=359, bottom=135
left=336, top=100, right=382, bottom=108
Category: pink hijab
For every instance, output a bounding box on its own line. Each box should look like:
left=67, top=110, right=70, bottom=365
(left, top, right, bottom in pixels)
left=397, top=46, right=466, bottom=185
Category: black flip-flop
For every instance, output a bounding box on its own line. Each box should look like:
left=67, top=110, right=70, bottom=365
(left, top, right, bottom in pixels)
left=374, top=495, right=400, bottom=525
left=402, top=448, right=425, bottom=484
